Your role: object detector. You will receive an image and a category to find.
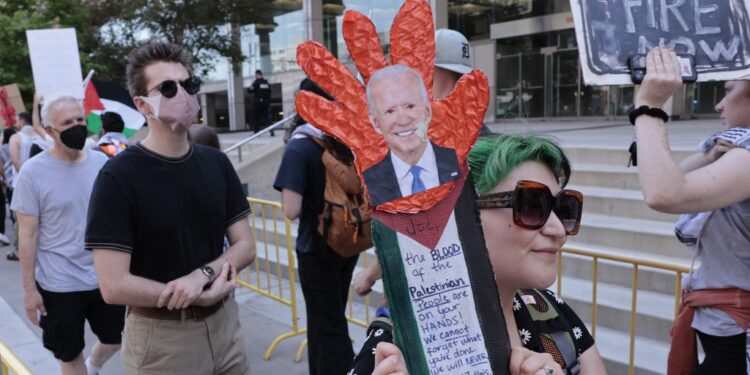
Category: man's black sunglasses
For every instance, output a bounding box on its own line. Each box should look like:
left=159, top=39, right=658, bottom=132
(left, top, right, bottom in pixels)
left=146, top=77, right=201, bottom=98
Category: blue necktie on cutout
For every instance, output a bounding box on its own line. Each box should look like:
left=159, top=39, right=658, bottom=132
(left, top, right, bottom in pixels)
left=410, top=166, right=426, bottom=194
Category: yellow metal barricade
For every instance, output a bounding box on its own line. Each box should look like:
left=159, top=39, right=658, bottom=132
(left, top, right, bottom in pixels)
left=240, top=197, right=377, bottom=363
left=0, top=340, right=32, bottom=375
left=239, top=198, right=306, bottom=361
left=239, top=197, right=692, bottom=373
left=557, top=246, right=690, bottom=375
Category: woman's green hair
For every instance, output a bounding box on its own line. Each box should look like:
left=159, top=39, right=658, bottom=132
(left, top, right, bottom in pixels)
left=468, top=134, right=571, bottom=195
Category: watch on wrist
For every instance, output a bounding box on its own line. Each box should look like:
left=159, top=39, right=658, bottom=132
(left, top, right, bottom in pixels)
left=200, top=265, right=215, bottom=279
left=629, top=105, right=669, bottom=125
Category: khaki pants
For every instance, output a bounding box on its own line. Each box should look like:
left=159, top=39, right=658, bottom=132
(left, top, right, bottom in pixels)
left=122, top=298, right=249, bottom=375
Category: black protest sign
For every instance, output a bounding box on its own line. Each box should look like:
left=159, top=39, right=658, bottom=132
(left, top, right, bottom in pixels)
left=570, top=0, right=750, bottom=85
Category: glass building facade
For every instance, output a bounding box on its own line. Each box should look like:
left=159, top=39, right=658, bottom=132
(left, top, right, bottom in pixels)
left=322, top=0, right=403, bottom=63
left=199, top=0, right=720, bottom=130
left=447, top=0, right=721, bottom=120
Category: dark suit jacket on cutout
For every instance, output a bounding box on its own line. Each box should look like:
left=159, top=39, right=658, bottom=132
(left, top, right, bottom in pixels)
left=363, top=142, right=462, bottom=206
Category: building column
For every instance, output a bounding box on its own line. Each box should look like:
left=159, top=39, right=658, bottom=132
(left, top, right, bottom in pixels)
left=227, top=23, right=246, bottom=131
left=200, top=94, right=217, bottom=127
left=304, top=0, right=324, bottom=43
left=430, top=0, right=448, bottom=30
left=471, top=40, right=497, bottom=123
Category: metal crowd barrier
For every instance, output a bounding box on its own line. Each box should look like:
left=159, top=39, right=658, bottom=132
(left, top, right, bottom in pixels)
left=557, top=246, right=690, bottom=375
left=0, top=340, right=32, bottom=375
left=239, top=197, right=691, bottom=373
left=238, top=198, right=306, bottom=361
left=240, top=197, right=378, bottom=363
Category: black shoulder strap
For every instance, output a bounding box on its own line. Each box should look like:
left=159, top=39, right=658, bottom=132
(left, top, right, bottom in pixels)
left=541, top=291, right=581, bottom=375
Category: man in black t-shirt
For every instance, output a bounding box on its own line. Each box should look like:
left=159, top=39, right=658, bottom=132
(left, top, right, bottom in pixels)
left=85, top=41, right=255, bottom=375
left=247, top=69, right=273, bottom=136
left=273, top=78, right=358, bottom=375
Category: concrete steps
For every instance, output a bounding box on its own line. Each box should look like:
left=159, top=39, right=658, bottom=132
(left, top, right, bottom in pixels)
left=572, top=213, right=690, bottom=262
left=563, top=146, right=693, bottom=167
left=569, top=184, right=679, bottom=222
left=558, top=144, right=698, bottom=374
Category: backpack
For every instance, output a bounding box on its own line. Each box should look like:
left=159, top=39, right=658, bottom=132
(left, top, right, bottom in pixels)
left=304, top=135, right=373, bottom=257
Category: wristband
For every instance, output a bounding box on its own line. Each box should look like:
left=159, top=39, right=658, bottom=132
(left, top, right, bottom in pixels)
left=629, top=105, right=668, bottom=125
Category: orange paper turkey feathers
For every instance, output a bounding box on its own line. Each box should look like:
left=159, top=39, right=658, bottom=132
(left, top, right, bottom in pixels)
left=295, top=0, right=488, bottom=213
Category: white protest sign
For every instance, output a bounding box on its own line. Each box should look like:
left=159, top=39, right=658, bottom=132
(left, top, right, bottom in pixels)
left=570, top=0, right=750, bottom=85
left=398, top=213, right=492, bottom=375
left=26, top=28, right=84, bottom=100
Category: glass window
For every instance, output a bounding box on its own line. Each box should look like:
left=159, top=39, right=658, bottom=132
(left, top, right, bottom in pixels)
left=690, top=82, right=724, bottom=115
left=323, top=0, right=404, bottom=63
left=496, top=29, right=635, bottom=119
left=203, top=3, right=304, bottom=82
left=449, top=0, right=571, bottom=40
left=243, top=3, right=304, bottom=75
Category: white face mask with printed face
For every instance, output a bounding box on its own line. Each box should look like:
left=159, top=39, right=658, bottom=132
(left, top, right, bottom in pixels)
left=141, top=86, right=200, bottom=132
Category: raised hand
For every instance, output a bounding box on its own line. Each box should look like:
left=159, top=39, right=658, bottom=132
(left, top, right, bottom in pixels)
left=635, top=46, right=683, bottom=108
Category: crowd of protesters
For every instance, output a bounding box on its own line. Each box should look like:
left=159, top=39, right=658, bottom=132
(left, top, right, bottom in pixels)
left=0, top=28, right=746, bottom=375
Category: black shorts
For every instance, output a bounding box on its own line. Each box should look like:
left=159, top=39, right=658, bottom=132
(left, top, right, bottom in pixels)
left=693, top=330, right=748, bottom=375
left=37, top=284, right=125, bottom=362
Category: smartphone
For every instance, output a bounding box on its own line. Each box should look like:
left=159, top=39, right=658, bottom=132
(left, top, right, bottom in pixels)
left=628, top=54, right=697, bottom=84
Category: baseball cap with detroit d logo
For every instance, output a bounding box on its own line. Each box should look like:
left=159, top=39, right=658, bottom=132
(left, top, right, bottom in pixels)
left=435, top=29, right=472, bottom=75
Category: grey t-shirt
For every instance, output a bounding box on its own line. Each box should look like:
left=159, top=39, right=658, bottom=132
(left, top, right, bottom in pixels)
left=11, top=149, right=108, bottom=292
left=678, top=130, right=750, bottom=336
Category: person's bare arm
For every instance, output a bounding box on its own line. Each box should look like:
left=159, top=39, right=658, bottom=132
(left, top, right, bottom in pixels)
left=32, top=93, right=44, bottom=137
left=635, top=47, right=750, bottom=213
left=157, top=217, right=256, bottom=309
left=353, top=259, right=382, bottom=296
left=93, top=249, right=169, bottom=307
left=678, top=140, right=734, bottom=173
left=17, top=213, right=46, bottom=325
left=578, top=346, right=607, bottom=375
left=281, top=188, right=303, bottom=220
left=9, top=133, right=21, bottom=171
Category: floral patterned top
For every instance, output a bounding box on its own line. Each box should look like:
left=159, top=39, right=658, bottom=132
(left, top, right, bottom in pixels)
left=348, top=289, right=595, bottom=375
left=513, top=289, right=595, bottom=371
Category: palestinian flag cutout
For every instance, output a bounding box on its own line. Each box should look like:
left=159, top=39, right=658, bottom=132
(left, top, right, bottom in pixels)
left=84, top=80, right=144, bottom=137
left=373, top=176, right=509, bottom=375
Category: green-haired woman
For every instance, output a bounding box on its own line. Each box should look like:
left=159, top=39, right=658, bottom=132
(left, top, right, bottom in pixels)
left=370, top=135, right=607, bottom=375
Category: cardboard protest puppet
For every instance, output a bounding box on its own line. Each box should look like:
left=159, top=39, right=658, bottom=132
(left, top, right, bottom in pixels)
left=570, top=0, right=750, bottom=85
left=295, top=0, right=510, bottom=373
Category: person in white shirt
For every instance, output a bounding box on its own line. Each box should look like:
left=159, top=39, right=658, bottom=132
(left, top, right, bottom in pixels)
left=362, top=64, right=461, bottom=206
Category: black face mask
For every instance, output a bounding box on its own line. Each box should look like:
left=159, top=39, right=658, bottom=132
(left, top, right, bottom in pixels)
left=59, top=124, right=88, bottom=150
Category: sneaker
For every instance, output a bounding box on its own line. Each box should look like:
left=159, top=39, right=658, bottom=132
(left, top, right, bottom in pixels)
left=0, top=233, right=9, bottom=246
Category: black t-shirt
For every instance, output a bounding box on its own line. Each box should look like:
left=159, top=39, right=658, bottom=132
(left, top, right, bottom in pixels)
left=273, top=136, right=325, bottom=253
left=85, top=142, right=251, bottom=283
left=249, top=78, right=271, bottom=103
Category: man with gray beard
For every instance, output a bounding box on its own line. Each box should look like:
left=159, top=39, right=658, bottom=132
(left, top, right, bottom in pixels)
left=362, top=64, right=461, bottom=206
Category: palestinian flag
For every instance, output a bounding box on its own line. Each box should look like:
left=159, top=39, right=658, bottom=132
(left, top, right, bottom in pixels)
left=83, top=80, right=144, bottom=137
left=371, top=178, right=509, bottom=374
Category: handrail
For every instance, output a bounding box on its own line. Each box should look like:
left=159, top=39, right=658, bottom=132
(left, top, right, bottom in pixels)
left=0, top=340, right=33, bottom=375
left=224, top=115, right=296, bottom=162
left=557, top=245, right=691, bottom=375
